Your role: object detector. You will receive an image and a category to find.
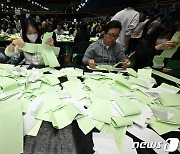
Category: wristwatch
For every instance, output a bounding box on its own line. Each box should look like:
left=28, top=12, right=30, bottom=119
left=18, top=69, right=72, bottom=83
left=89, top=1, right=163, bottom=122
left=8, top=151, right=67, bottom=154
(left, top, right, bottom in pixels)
left=11, top=43, right=16, bottom=46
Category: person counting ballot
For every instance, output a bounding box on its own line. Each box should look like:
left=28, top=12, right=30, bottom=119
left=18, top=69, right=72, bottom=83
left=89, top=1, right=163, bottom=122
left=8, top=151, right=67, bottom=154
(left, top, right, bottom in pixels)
left=5, top=18, right=54, bottom=66
left=82, top=20, right=130, bottom=69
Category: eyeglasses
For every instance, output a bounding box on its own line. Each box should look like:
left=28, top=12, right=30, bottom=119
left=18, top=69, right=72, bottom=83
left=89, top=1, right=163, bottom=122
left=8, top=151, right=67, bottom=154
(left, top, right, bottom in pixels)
left=107, top=33, right=119, bottom=39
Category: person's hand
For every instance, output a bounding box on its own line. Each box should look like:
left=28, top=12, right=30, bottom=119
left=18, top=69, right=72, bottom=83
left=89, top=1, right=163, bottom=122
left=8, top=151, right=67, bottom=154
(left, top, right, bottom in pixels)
left=0, top=55, right=3, bottom=60
left=155, top=41, right=178, bottom=51
left=88, top=59, right=96, bottom=68
left=12, top=39, right=25, bottom=48
left=122, top=59, right=131, bottom=69
left=45, top=38, right=54, bottom=46
left=132, top=31, right=140, bottom=36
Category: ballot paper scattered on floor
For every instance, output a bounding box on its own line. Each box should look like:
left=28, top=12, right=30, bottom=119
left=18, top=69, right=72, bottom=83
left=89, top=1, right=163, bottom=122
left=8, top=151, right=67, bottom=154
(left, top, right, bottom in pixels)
left=0, top=64, right=180, bottom=154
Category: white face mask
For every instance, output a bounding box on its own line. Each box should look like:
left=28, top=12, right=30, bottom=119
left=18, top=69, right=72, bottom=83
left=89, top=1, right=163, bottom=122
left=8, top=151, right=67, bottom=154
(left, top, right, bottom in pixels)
left=156, top=38, right=169, bottom=45
left=27, top=34, right=38, bottom=42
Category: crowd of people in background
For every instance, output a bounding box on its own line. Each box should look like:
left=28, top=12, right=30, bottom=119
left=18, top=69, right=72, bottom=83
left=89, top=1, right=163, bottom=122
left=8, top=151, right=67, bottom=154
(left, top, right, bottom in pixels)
left=0, top=0, right=179, bottom=69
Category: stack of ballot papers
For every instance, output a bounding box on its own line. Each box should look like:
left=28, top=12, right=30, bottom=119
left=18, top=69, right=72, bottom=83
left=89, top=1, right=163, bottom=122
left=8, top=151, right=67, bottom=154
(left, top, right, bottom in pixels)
left=0, top=64, right=179, bottom=154
left=56, top=35, right=74, bottom=42
left=87, top=63, right=124, bottom=72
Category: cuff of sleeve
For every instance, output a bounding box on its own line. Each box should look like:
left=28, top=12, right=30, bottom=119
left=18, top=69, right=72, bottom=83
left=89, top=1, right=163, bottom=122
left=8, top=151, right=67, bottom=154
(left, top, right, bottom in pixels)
left=5, top=48, right=15, bottom=57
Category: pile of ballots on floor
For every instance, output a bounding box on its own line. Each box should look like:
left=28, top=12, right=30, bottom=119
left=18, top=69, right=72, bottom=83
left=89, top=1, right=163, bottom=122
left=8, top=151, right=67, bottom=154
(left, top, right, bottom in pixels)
left=0, top=64, right=180, bottom=154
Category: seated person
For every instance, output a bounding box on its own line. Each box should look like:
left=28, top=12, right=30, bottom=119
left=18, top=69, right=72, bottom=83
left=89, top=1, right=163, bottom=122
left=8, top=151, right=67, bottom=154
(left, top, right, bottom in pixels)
left=133, top=23, right=179, bottom=70
left=43, top=21, right=57, bottom=46
left=53, top=23, right=64, bottom=35
left=74, top=23, right=90, bottom=44
left=133, top=40, right=179, bottom=71
left=69, top=24, right=76, bottom=35
left=5, top=18, right=54, bottom=66
left=90, top=25, right=102, bottom=37
left=6, top=23, right=18, bottom=34
left=82, top=20, right=130, bottom=69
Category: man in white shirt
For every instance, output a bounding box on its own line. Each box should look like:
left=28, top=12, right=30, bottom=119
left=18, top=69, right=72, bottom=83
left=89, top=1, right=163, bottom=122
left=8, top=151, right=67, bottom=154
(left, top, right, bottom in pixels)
left=14, top=16, right=21, bottom=32
left=54, top=23, right=64, bottom=35
left=111, top=0, right=139, bottom=51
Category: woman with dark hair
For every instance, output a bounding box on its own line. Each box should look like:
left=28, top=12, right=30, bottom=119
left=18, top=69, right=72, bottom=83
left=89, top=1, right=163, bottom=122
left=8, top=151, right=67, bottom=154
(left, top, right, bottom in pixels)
left=82, top=20, right=130, bottom=68
left=5, top=18, right=54, bottom=65
left=43, top=21, right=57, bottom=46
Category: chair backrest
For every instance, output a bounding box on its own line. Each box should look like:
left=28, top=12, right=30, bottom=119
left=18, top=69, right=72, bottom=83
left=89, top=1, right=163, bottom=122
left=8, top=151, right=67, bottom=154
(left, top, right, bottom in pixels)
left=166, top=60, right=180, bottom=69
left=74, top=42, right=90, bottom=55
left=0, top=47, right=5, bottom=53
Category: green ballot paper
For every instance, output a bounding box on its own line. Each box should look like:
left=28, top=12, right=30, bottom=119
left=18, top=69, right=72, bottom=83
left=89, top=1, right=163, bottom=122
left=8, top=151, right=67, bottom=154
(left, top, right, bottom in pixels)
left=161, top=32, right=180, bottom=58
left=114, top=74, right=132, bottom=89
left=159, top=93, right=180, bottom=107
left=42, top=32, right=53, bottom=44
left=127, top=68, right=138, bottom=78
left=20, top=43, right=39, bottom=54
left=0, top=76, right=19, bottom=91
left=91, top=97, right=111, bottom=123
left=111, top=116, right=133, bottom=127
left=153, top=32, right=180, bottom=68
left=116, top=97, right=141, bottom=116
left=19, top=32, right=60, bottom=67
left=0, top=100, right=23, bottom=154
left=153, top=56, right=165, bottom=69
left=87, top=63, right=123, bottom=72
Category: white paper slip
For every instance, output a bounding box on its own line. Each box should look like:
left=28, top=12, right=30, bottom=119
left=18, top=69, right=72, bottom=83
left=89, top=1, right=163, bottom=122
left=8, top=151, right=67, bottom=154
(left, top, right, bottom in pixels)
left=150, top=86, right=178, bottom=94
left=66, top=98, right=90, bottom=116
left=0, top=90, right=3, bottom=94
left=1, top=92, right=23, bottom=105
left=133, top=118, right=147, bottom=128
left=138, top=77, right=155, bottom=89
left=23, top=112, right=37, bottom=136
left=122, top=135, right=137, bottom=154
left=111, top=101, right=125, bottom=117
left=28, top=70, right=43, bottom=82
left=58, top=90, right=71, bottom=99
left=111, top=101, right=122, bottom=117
left=27, top=97, right=42, bottom=116
left=93, top=132, right=120, bottom=154
left=133, top=107, right=153, bottom=128
left=0, top=89, right=22, bottom=101
left=127, top=124, right=168, bottom=154
left=22, top=65, right=30, bottom=69
left=144, top=91, right=159, bottom=99
left=151, top=108, right=174, bottom=121
left=18, top=78, right=28, bottom=84
left=34, top=81, right=42, bottom=89
left=49, top=69, right=60, bottom=74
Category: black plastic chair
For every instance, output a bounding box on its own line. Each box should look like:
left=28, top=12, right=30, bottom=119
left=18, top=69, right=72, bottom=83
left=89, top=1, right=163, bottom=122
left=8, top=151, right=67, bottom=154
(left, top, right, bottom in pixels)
left=73, top=42, right=90, bottom=67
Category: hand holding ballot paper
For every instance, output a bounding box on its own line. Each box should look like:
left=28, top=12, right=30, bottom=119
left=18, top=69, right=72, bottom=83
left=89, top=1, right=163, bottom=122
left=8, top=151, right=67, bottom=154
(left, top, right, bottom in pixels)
left=19, top=32, right=60, bottom=67
left=87, top=59, right=130, bottom=71
left=5, top=18, right=60, bottom=67
left=83, top=21, right=131, bottom=70
left=153, top=32, right=180, bottom=68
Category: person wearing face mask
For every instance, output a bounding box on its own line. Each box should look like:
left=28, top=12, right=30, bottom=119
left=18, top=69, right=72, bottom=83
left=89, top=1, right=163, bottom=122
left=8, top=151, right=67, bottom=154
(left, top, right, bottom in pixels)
left=82, top=20, right=130, bottom=69
left=5, top=18, right=54, bottom=66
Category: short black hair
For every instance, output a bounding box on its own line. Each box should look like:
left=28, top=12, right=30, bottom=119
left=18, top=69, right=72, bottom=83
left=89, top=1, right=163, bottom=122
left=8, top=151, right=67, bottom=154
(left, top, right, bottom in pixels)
left=156, top=13, right=163, bottom=19
left=126, top=0, right=138, bottom=8
left=104, top=20, right=121, bottom=34
left=57, top=22, right=63, bottom=26
left=79, top=23, right=87, bottom=31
